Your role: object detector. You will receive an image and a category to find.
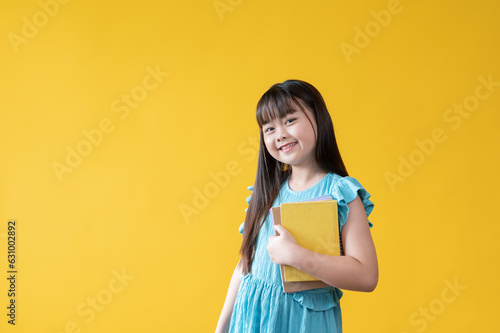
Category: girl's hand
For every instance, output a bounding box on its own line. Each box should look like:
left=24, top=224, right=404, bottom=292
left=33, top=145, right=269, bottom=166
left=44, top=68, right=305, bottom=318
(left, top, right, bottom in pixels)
left=267, top=225, right=299, bottom=266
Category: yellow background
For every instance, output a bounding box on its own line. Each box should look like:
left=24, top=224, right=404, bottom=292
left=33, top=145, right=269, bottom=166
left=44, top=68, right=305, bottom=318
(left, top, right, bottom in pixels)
left=1, top=0, right=499, bottom=332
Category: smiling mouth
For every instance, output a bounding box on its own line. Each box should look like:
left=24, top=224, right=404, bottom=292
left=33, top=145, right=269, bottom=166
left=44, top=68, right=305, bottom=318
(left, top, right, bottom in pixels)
left=279, top=142, right=297, bottom=151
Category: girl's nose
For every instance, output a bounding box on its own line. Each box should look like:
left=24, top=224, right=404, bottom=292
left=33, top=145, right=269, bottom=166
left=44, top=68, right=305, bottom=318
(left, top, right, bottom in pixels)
left=276, top=132, right=287, bottom=142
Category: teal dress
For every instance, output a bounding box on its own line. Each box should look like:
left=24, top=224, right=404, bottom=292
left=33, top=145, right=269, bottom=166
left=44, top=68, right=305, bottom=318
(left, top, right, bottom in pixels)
left=229, top=173, right=374, bottom=333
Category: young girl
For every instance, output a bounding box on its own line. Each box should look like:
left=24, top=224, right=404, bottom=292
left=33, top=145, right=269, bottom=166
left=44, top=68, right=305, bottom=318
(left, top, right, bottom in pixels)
left=215, top=80, right=378, bottom=333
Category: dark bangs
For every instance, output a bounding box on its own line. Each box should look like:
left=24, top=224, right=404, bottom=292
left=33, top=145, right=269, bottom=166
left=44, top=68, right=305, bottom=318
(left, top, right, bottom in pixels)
left=256, top=85, right=303, bottom=127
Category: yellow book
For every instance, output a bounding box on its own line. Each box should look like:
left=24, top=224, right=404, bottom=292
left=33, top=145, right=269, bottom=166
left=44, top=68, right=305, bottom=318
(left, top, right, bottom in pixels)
left=279, top=200, right=340, bottom=282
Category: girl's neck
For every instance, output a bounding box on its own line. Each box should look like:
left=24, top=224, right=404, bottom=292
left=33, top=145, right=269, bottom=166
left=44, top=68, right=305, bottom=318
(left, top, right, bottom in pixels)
left=288, top=164, right=327, bottom=192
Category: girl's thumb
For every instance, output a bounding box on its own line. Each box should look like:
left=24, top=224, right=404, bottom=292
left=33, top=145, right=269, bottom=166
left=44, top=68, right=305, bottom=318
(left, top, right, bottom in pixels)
left=274, top=224, right=286, bottom=235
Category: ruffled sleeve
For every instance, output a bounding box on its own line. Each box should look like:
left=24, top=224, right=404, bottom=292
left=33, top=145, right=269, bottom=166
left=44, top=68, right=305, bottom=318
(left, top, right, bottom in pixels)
left=239, top=185, right=253, bottom=234
left=331, top=176, right=374, bottom=231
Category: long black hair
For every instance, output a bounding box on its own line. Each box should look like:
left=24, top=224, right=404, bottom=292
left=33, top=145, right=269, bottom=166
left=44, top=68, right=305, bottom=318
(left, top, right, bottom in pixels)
left=239, top=80, right=349, bottom=274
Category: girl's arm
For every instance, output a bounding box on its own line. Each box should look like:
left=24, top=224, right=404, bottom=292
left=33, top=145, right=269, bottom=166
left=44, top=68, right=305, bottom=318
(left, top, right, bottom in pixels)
left=215, top=261, right=242, bottom=333
left=267, top=195, right=378, bottom=292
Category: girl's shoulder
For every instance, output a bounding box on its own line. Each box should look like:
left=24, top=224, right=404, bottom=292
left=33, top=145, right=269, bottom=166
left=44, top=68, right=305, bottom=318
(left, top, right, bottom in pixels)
left=277, top=173, right=368, bottom=204
left=324, top=173, right=372, bottom=205
left=325, top=173, right=367, bottom=195
left=291, top=172, right=366, bottom=199
left=325, top=173, right=374, bottom=229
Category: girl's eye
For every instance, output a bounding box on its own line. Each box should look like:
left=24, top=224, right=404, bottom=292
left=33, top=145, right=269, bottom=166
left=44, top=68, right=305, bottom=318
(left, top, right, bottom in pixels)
left=285, top=118, right=296, bottom=125
left=264, top=127, right=274, bottom=133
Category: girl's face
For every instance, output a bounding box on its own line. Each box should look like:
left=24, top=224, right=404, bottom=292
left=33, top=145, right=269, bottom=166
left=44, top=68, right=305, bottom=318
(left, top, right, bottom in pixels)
left=261, top=104, right=318, bottom=169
